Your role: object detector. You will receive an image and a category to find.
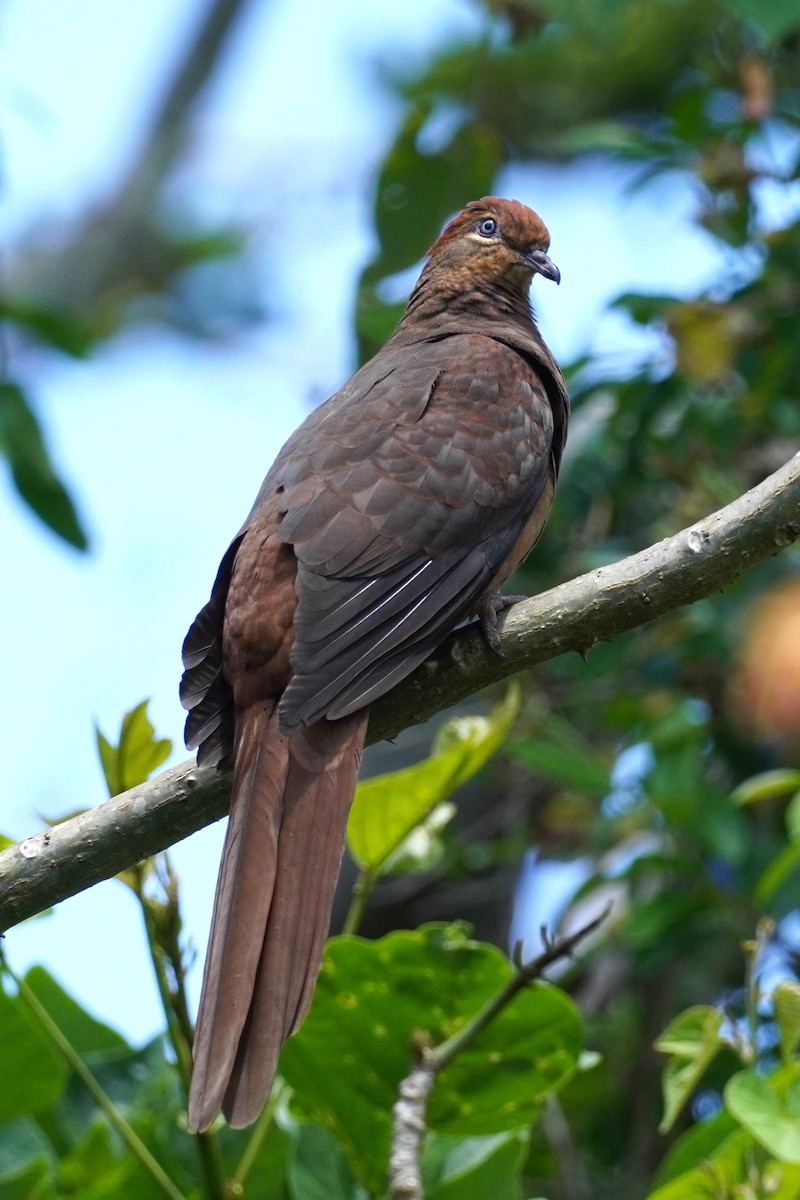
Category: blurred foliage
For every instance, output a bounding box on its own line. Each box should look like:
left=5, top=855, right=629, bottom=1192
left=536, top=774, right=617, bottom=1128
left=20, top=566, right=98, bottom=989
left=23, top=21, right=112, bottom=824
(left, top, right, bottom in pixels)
left=5, top=0, right=800, bottom=1195
left=96, top=701, right=173, bottom=800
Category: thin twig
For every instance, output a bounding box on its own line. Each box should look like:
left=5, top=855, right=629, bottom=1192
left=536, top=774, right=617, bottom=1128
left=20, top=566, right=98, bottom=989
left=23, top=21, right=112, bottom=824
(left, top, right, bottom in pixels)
left=432, top=907, right=609, bottom=1071
left=132, top=859, right=229, bottom=1200
left=0, top=454, right=799, bottom=931
left=232, top=1079, right=287, bottom=1190
left=387, top=908, right=609, bottom=1200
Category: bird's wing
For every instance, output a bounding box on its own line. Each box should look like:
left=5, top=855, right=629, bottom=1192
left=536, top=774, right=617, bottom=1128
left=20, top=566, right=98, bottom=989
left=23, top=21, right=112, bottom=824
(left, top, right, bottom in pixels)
left=276, top=332, right=557, bottom=729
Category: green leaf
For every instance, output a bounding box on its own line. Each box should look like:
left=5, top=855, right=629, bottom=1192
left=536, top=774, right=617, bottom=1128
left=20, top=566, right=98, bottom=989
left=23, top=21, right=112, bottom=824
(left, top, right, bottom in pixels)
left=508, top=718, right=611, bottom=796
left=549, top=120, right=657, bottom=158
left=650, top=1107, right=739, bottom=1188
left=0, top=977, right=68, bottom=1124
left=646, top=1126, right=771, bottom=1199
left=0, top=1119, right=54, bottom=1182
left=722, top=0, right=800, bottom=44
left=731, top=770, right=800, bottom=807
left=654, top=1005, right=723, bottom=1132
left=223, top=1118, right=291, bottom=1200
left=288, top=1123, right=367, bottom=1200
left=356, top=105, right=502, bottom=360
left=372, top=105, right=502, bottom=278
left=0, top=1154, right=56, bottom=1200
left=756, top=841, right=800, bottom=904
left=774, top=982, right=800, bottom=1065
left=787, top=792, right=800, bottom=842
left=95, top=700, right=172, bottom=797
left=0, top=382, right=88, bottom=550
left=424, top=1130, right=528, bottom=1200
left=347, top=686, right=520, bottom=873
left=24, top=968, right=130, bottom=1059
left=0, top=300, right=94, bottom=357
left=281, top=923, right=582, bottom=1194
left=725, top=1067, right=800, bottom=1164
left=611, top=291, right=679, bottom=325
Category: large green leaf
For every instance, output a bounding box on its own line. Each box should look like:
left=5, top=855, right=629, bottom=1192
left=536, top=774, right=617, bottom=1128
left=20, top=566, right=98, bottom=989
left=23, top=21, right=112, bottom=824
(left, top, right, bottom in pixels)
left=424, top=1130, right=528, bottom=1200
left=654, top=1005, right=723, bottom=1132
left=220, top=1118, right=291, bottom=1200
left=722, top=0, right=800, bottom=44
left=24, top=968, right=130, bottom=1060
left=725, top=1067, right=800, bottom=1165
left=0, top=1119, right=54, bottom=1184
left=54, top=1117, right=170, bottom=1200
left=288, top=1124, right=368, bottom=1200
left=96, top=700, right=172, bottom=797
left=0, top=1155, right=57, bottom=1200
left=0, top=978, right=67, bottom=1125
left=508, top=714, right=611, bottom=796
left=650, top=1107, right=739, bottom=1188
left=347, top=686, right=520, bottom=873
left=281, top=923, right=582, bottom=1194
left=0, top=382, right=88, bottom=550
left=646, top=1126, right=800, bottom=1200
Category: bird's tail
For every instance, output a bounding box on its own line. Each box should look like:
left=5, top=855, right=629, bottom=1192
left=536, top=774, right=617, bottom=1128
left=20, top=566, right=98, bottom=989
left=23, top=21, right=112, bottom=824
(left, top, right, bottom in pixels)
left=187, top=701, right=367, bottom=1132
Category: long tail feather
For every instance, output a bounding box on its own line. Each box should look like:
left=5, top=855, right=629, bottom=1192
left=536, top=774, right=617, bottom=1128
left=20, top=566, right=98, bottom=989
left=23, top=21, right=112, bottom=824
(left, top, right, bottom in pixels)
left=187, top=704, right=367, bottom=1133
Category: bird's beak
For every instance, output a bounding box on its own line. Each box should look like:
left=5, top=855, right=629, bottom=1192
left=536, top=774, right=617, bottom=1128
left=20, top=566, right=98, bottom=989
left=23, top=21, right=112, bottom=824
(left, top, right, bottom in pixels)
left=525, top=248, right=561, bottom=285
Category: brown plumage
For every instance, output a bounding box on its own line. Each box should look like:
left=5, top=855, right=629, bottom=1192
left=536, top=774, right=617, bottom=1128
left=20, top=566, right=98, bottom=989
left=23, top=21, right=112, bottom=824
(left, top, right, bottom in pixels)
left=181, top=196, right=569, bottom=1132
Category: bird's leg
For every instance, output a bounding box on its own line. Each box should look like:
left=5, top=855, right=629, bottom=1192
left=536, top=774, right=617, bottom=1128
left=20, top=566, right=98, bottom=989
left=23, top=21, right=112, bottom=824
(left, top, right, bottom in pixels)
left=476, top=592, right=527, bottom=657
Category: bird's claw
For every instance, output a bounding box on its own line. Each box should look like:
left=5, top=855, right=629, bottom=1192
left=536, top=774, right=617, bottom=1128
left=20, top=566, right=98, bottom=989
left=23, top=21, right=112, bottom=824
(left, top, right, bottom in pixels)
left=477, top=592, right=527, bottom=658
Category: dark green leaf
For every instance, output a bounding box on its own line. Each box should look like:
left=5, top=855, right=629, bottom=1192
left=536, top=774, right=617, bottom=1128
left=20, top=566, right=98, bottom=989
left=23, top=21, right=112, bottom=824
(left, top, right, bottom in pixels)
left=650, top=1107, right=739, bottom=1188
left=0, top=977, right=67, bottom=1124
left=722, top=0, right=800, bottom=43
left=372, top=107, right=502, bottom=277
left=24, top=968, right=130, bottom=1059
left=0, top=382, right=88, bottom=549
left=0, top=1154, right=56, bottom=1200
left=0, top=300, right=94, bottom=357
left=424, top=1130, right=527, bottom=1200
left=611, top=292, right=678, bottom=325
left=0, top=1119, right=54, bottom=1182
left=646, top=1127, right=767, bottom=1199
left=289, top=1123, right=367, bottom=1200
left=356, top=108, right=502, bottom=359
left=508, top=721, right=610, bottom=796
left=281, top=923, right=582, bottom=1194
left=223, top=1118, right=292, bottom=1199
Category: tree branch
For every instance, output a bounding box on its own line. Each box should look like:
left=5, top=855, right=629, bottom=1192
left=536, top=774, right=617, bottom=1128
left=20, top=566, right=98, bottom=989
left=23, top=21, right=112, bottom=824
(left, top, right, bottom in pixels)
left=388, top=910, right=608, bottom=1200
left=1, top=454, right=798, bottom=931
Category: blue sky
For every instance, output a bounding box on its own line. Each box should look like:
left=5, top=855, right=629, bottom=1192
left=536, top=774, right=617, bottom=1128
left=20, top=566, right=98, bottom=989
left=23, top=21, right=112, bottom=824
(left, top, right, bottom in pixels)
left=0, top=0, right=729, bottom=1043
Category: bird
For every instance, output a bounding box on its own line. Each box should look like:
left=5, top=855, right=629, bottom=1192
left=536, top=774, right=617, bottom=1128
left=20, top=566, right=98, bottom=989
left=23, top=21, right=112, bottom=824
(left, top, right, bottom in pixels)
left=180, top=196, right=569, bottom=1132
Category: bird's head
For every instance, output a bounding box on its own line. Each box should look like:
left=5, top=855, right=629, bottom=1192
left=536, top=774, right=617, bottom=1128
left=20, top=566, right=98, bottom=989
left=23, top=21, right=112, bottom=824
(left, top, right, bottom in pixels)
left=427, top=197, right=560, bottom=293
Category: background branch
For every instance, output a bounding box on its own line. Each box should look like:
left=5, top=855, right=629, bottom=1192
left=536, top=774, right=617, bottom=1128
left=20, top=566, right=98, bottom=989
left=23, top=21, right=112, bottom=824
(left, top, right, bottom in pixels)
left=388, top=911, right=608, bottom=1200
left=1, top=453, right=798, bottom=932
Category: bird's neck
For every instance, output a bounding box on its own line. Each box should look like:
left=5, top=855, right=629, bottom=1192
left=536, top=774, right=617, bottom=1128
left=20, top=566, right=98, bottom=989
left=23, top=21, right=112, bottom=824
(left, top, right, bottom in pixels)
left=395, top=265, right=538, bottom=344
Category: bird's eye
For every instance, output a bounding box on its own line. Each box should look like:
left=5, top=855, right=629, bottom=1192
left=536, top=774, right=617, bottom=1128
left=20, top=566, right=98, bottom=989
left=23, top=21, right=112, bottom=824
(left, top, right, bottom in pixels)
left=477, top=217, right=498, bottom=238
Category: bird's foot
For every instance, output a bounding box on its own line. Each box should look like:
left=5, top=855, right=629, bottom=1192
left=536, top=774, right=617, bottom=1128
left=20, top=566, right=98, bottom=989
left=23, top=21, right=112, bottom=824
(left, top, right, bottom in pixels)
left=477, top=592, right=527, bottom=657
